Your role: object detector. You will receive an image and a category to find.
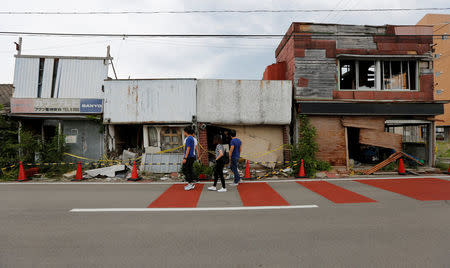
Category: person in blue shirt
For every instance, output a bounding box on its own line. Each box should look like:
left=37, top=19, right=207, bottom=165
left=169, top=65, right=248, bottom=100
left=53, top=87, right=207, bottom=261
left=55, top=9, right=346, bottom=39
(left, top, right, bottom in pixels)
left=182, top=126, right=196, bottom=191
left=229, top=131, right=242, bottom=186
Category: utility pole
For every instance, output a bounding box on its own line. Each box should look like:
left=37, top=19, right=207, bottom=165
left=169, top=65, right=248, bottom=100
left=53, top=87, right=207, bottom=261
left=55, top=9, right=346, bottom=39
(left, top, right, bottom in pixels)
left=15, top=37, right=22, bottom=55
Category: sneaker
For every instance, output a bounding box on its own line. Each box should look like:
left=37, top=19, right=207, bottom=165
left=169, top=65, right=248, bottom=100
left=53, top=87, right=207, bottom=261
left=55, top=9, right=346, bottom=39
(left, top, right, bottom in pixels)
left=184, top=183, right=195, bottom=191
left=208, top=186, right=217, bottom=191
left=229, top=182, right=239, bottom=186
left=217, top=188, right=227, bottom=192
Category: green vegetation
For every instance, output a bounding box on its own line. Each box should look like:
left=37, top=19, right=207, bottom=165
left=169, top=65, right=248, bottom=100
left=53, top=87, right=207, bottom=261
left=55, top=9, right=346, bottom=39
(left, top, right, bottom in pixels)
left=436, top=141, right=450, bottom=158
left=435, top=161, right=448, bottom=171
left=289, top=115, right=331, bottom=177
left=193, top=161, right=214, bottom=178
left=0, top=111, right=70, bottom=180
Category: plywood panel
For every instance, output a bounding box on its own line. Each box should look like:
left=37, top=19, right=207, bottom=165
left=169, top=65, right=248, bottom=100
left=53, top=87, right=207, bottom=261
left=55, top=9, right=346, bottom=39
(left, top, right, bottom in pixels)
left=341, top=117, right=385, bottom=130
left=359, top=129, right=402, bottom=151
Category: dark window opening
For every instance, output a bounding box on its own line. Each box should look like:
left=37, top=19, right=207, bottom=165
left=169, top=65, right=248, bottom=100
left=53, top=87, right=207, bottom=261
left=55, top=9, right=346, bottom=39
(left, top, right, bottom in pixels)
left=358, top=61, right=376, bottom=89
left=43, top=125, right=57, bottom=142
left=206, top=125, right=234, bottom=162
left=50, top=58, right=59, bottom=98
left=114, top=125, right=143, bottom=153
left=347, top=127, right=393, bottom=165
left=37, top=58, right=45, bottom=98
left=339, top=60, right=356, bottom=89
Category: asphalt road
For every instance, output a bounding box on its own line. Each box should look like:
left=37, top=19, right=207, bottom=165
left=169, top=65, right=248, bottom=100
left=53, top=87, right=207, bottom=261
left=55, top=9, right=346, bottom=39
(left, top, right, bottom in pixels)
left=0, top=178, right=449, bottom=267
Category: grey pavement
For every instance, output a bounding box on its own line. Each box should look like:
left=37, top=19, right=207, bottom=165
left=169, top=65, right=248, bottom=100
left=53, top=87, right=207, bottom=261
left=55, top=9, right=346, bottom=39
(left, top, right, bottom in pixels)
left=0, top=179, right=449, bottom=267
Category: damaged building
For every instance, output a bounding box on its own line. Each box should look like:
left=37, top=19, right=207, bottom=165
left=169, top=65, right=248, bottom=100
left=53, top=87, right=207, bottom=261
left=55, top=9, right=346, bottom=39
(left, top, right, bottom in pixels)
left=103, top=79, right=292, bottom=172
left=103, top=79, right=197, bottom=173
left=264, top=22, right=445, bottom=168
left=10, top=53, right=110, bottom=160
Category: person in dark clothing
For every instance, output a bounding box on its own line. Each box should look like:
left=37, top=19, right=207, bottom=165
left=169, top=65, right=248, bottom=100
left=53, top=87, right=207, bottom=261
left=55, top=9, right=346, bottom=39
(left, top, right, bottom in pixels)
left=229, top=131, right=242, bottom=186
left=182, top=126, right=196, bottom=191
left=208, top=135, right=227, bottom=192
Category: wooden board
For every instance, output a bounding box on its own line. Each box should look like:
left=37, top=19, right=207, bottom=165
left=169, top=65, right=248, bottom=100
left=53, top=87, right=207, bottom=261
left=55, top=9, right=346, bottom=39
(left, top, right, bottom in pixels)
left=359, top=129, right=402, bottom=151
left=341, top=117, right=385, bottom=130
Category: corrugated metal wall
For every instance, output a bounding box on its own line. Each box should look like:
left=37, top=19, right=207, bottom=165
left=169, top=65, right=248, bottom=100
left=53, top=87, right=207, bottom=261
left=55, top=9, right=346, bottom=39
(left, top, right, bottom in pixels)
left=197, top=79, right=292, bottom=125
left=57, top=59, right=107, bottom=98
left=104, top=79, right=197, bottom=124
left=13, top=57, right=39, bottom=98
left=13, top=57, right=108, bottom=99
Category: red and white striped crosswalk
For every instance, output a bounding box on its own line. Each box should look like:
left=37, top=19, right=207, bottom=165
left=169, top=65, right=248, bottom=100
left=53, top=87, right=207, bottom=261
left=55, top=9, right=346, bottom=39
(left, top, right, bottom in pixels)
left=145, top=177, right=450, bottom=208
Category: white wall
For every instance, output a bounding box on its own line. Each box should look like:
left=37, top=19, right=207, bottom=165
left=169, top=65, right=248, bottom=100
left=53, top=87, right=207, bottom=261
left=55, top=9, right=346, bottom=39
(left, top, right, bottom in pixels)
left=104, top=79, right=197, bottom=124
left=197, top=79, right=292, bottom=125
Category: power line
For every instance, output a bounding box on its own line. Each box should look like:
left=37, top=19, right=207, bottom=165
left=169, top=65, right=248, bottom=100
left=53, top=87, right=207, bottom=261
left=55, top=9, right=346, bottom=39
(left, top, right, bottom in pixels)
left=0, top=7, right=449, bottom=15
left=0, top=31, right=447, bottom=38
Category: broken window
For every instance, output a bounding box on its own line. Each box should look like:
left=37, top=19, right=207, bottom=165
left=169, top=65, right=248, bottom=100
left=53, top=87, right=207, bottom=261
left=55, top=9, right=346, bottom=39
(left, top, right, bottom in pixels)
left=160, top=127, right=182, bottom=151
left=358, top=61, right=376, bottom=89
left=382, top=61, right=416, bottom=90
left=339, top=59, right=417, bottom=91
left=339, top=60, right=356, bottom=89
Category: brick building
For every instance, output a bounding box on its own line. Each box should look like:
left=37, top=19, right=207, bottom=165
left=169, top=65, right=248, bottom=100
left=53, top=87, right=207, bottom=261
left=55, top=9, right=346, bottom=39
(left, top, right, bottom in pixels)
left=417, top=14, right=450, bottom=141
left=264, top=22, right=445, bottom=167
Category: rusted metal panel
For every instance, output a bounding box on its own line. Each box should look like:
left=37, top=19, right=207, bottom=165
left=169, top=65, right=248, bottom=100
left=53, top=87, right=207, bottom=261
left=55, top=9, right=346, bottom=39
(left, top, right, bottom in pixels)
left=13, top=56, right=108, bottom=99
left=197, top=79, right=292, bottom=125
left=359, top=129, right=402, bottom=151
left=341, top=117, right=385, bottom=130
left=104, top=79, right=196, bottom=124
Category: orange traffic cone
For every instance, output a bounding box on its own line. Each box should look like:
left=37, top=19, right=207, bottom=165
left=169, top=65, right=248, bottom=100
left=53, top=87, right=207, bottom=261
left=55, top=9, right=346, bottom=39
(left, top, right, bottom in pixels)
left=296, top=159, right=307, bottom=178
left=398, top=158, right=406, bottom=175
left=17, top=161, right=30, bottom=181
left=244, top=160, right=253, bottom=180
left=128, top=161, right=141, bottom=181
left=72, top=161, right=83, bottom=181
left=446, top=163, right=450, bottom=174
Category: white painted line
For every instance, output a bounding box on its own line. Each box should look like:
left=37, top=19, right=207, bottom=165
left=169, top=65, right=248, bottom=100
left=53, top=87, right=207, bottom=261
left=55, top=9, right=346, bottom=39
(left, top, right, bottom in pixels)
left=1, top=175, right=449, bottom=185
left=70, top=205, right=318, bottom=212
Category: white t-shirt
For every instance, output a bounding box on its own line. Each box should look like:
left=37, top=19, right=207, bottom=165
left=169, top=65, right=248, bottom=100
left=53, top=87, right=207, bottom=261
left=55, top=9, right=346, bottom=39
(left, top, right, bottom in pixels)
left=183, top=137, right=198, bottom=155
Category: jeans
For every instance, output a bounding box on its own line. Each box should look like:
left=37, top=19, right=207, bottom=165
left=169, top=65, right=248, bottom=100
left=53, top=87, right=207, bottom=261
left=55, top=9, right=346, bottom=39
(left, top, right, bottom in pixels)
left=182, top=157, right=195, bottom=183
left=213, top=158, right=225, bottom=188
left=230, top=158, right=240, bottom=183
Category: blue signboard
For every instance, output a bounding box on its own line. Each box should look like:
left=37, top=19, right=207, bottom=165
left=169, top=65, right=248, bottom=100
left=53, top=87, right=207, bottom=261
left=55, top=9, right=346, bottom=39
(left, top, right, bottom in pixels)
left=80, top=99, right=103, bottom=113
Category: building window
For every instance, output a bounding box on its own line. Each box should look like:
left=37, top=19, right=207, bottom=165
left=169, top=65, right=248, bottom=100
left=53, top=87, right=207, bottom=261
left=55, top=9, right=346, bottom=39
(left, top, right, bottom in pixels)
left=37, top=58, right=45, bottom=98
left=160, top=127, right=182, bottom=151
left=339, top=59, right=418, bottom=91
left=382, top=61, right=416, bottom=90
left=358, top=60, right=376, bottom=89
left=148, top=127, right=158, bottom=147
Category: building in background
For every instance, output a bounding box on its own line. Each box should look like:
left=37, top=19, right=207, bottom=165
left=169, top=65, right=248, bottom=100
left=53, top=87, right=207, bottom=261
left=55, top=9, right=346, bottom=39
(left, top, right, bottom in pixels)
left=10, top=52, right=110, bottom=160
left=0, top=84, right=13, bottom=114
left=417, top=14, right=450, bottom=141
left=264, top=22, right=445, bottom=167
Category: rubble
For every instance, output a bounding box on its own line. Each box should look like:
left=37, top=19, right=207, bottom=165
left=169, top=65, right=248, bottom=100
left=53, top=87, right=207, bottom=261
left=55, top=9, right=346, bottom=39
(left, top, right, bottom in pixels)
left=63, top=170, right=77, bottom=179
left=85, top=165, right=126, bottom=178
left=122, top=150, right=138, bottom=162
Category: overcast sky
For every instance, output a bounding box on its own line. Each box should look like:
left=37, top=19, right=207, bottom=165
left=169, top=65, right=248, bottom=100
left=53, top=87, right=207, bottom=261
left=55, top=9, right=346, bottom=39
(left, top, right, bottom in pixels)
left=0, top=0, right=448, bottom=83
